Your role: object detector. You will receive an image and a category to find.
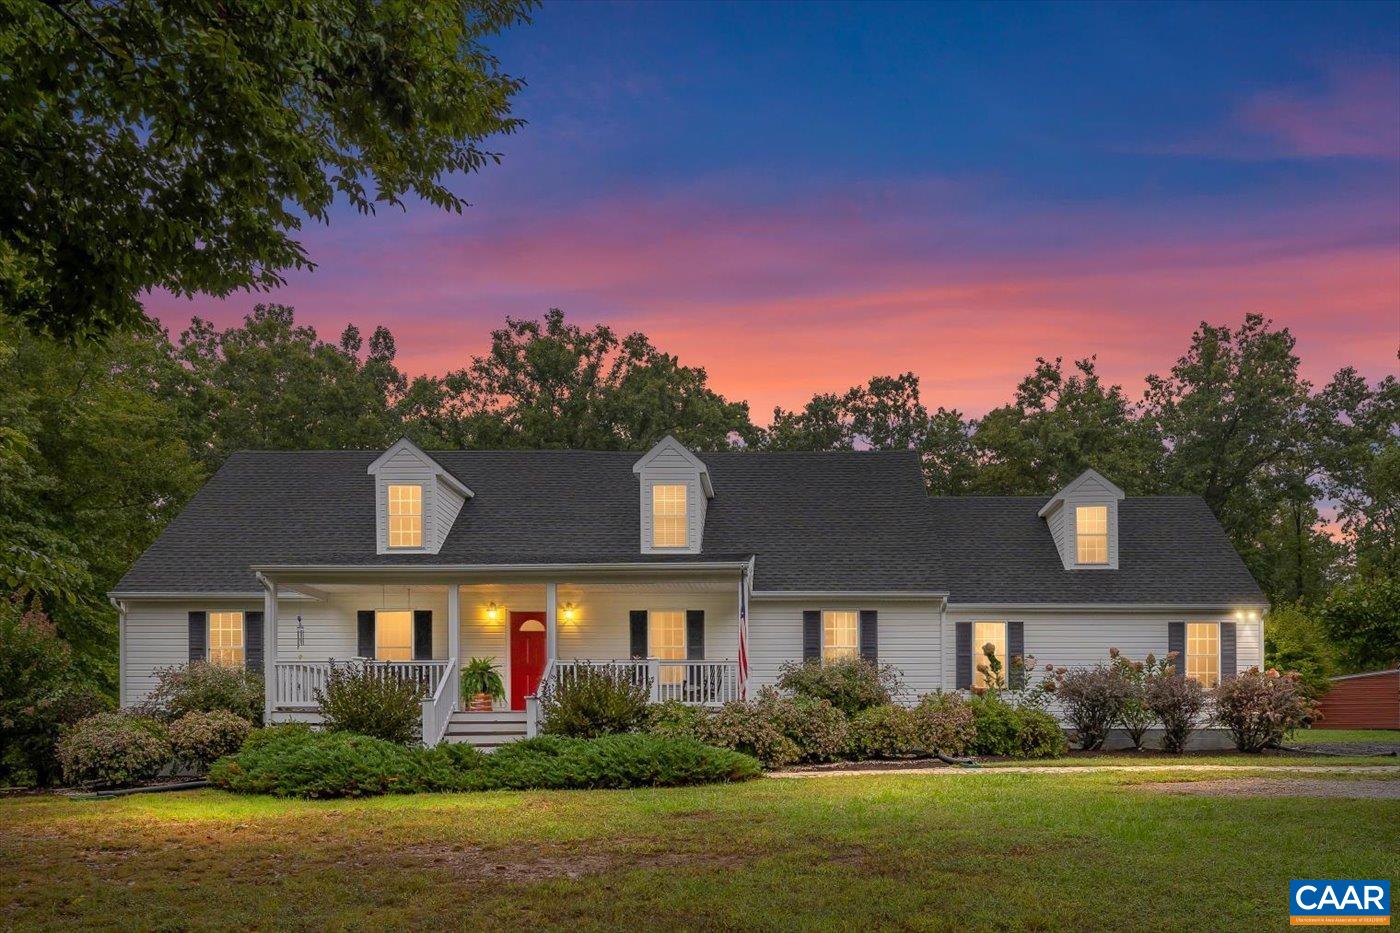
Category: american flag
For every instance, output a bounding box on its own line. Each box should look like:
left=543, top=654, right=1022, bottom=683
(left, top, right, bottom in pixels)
left=737, top=573, right=749, bottom=701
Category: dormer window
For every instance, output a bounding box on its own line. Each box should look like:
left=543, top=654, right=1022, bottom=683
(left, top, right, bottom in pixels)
left=387, top=484, right=423, bottom=548
left=652, top=484, right=687, bottom=548
left=1075, top=505, right=1108, bottom=564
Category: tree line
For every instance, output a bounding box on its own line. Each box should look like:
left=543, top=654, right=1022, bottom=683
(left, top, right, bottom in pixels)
left=1, top=305, right=1395, bottom=693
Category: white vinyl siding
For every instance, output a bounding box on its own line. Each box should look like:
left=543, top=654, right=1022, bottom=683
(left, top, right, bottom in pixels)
left=120, top=599, right=261, bottom=707
left=821, top=610, right=858, bottom=662
left=208, top=611, right=244, bottom=668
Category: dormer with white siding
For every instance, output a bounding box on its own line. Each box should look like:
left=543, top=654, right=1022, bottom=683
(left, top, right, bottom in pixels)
left=367, top=438, right=473, bottom=555
left=633, top=436, right=713, bottom=555
left=1038, top=468, right=1124, bottom=570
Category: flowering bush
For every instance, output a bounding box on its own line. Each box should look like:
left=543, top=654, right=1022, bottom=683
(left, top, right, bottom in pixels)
left=143, top=661, right=264, bottom=725
left=914, top=692, right=978, bottom=757
left=169, top=709, right=254, bottom=771
left=58, top=712, right=172, bottom=788
left=846, top=704, right=923, bottom=758
left=1110, top=649, right=1171, bottom=750
left=694, top=696, right=800, bottom=768
left=1145, top=662, right=1207, bottom=753
left=967, top=695, right=1066, bottom=759
left=777, top=658, right=903, bottom=716
left=1044, top=659, right=1129, bottom=750
left=1213, top=668, right=1317, bottom=752
left=759, top=691, right=849, bottom=762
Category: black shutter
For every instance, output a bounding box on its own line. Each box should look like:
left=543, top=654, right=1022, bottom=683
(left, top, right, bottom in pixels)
left=1007, top=621, right=1025, bottom=689
left=686, top=610, right=705, bottom=660
left=357, top=610, right=376, bottom=658
left=802, top=610, right=821, bottom=662
left=244, top=611, right=264, bottom=673
left=629, top=610, right=648, bottom=658
left=1167, top=622, right=1186, bottom=675
left=188, top=611, right=207, bottom=663
left=413, top=610, right=433, bottom=660
left=955, top=621, right=972, bottom=689
left=1220, top=622, right=1237, bottom=682
left=859, top=610, right=878, bottom=663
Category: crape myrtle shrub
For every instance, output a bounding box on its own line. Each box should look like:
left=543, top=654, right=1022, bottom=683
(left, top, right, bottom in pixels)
left=1213, top=668, right=1317, bottom=752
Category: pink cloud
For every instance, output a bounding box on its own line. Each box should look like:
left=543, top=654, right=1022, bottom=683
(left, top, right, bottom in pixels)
left=1239, top=62, right=1400, bottom=159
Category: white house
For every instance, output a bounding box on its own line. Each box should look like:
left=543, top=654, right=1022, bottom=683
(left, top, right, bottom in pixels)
left=111, top=436, right=1267, bottom=748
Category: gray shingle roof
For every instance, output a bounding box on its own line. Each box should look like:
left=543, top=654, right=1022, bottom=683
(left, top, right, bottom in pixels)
left=114, top=448, right=1264, bottom=605
left=926, top=496, right=1265, bottom=604
left=114, top=449, right=941, bottom=594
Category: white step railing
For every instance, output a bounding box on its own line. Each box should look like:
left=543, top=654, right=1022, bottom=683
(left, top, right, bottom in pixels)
left=420, top=658, right=457, bottom=748
left=272, top=660, right=450, bottom=709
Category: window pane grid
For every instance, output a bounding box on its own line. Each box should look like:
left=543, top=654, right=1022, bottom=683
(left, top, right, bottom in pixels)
left=822, top=610, right=858, bottom=663
left=652, top=484, right=687, bottom=548
left=387, top=484, right=422, bottom=548
left=1186, top=622, right=1220, bottom=687
left=209, top=611, right=244, bottom=668
left=649, top=610, right=686, bottom=684
left=973, top=621, right=1007, bottom=690
left=1075, top=505, right=1108, bottom=564
left=376, top=610, right=413, bottom=661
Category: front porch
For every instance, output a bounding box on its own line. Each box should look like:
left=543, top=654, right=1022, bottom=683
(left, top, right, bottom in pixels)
left=257, top=573, right=748, bottom=745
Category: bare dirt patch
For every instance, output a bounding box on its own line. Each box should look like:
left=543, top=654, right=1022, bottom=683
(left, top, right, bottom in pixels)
left=1138, top=778, right=1400, bottom=799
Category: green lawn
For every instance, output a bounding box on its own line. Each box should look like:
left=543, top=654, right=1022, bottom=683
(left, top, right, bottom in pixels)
left=1288, top=729, right=1400, bottom=746
left=4, top=770, right=1397, bottom=931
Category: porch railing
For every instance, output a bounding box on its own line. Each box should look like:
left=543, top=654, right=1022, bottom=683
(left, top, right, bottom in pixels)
left=420, top=658, right=457, bottom=748
left=549, top=659, right=740, bottom=706
left=272, top=660, right=450, bottom=709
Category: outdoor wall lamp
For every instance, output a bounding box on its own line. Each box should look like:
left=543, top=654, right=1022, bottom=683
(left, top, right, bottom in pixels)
left=561, top=602, right=577, bottom=624
left=486, top=602, right=500, bottom=622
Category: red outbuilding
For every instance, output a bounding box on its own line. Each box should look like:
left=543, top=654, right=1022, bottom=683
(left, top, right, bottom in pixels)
left=1316, top=669, right=1400, bottom=729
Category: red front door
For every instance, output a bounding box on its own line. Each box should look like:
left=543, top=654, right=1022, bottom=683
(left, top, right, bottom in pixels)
left=509, top=612, right=548, bottom=711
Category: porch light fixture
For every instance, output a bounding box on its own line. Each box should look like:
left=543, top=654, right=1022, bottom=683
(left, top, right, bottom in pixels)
left=486, top=602, right=500, bottom=623
left=561, top=602, right=577, bottom=624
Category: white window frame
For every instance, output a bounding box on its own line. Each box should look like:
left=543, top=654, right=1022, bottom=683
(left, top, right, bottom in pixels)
left=972, top=620, right=1008, bottom=690
left=1075, top=504, right=1109, bottom=565
left=209, top=611, right=245, bottom=669
left=1185, top=621, right=1221, bottom=688
left=387, top=484, right=423, bottom=549
left=651, top=484, right=688, bottom=549
left=376, top=609, right=414, bottom=661
left=821, top=609, right=859, bottom=664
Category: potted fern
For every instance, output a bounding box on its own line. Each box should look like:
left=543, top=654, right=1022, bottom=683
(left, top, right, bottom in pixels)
left=461, top=657, right=505, bottom=712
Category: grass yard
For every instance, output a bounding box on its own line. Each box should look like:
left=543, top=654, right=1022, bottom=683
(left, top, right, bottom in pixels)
left=1288, top=729, right=1400, bottom=746
left=4, top=768, right=1397, bottom=931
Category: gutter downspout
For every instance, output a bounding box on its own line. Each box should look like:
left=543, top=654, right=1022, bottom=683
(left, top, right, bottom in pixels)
left=109, top=597, right=127, bottom=708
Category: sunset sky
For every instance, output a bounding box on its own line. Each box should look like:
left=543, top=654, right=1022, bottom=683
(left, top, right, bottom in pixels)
left=147, top=1, right=1400, bottom=421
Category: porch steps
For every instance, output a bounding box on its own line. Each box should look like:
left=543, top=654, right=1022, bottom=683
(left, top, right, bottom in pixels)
left=443, top=710, right=528, bottom=750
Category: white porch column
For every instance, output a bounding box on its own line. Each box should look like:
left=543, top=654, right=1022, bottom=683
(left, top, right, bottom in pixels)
left=447, top=584, right=461, bottom=710
left=545, top=581, right=558, bottom=661
left=261, top=576, right=278, bottom=724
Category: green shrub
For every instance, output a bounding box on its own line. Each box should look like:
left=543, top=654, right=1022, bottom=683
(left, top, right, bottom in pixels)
left=645, top=699, right=708, bottom=739
left=57, top=713, right=172, bottom=788
left=914, top=692, right=977, bottom=757
left=143, top=662, right=264, bottom=725
left=761, top=691, right=849, bottom=762
left=1044, top=661, right=1128, bottom=750
left=695, top=697, right=800, bottom=768
left=967, top=696, right=1066, bottom=759
left=1214, top=668, right=1317, bottom=752
left=847, top=704, right=922, bottom=758
left=169, top=710, right=253, bottom=771
left=315, top=663, right=422, bottom=745
left=540, top=663, right=650, bottom=738
left=0, top=597, right=111, bottom=786
left=1110, top=651, right=1167, bottom=750
left=209, top=730, right=424, bottom=797
left=209, top=729, right=760, bottom=798
left=777, top=658, right=902, bottom=716
left=1145, top=671, right=1207, bottom=753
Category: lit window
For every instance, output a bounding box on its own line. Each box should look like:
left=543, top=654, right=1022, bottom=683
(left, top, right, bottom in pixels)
left=649, top=610, right=686, bottom=684
left=1076, top=505, right=1108, bottom=564
left=973, top=621, right=1008, bottom=690
left=1186, top=622, right=1220, bottom=687
left=387, top=484, right=423, bottom=548
left=652, top=484, right=687, bottom=548
left=209, top=611, right=244, bottom=668
left=822, top=610, right=858, bottom=663
left=376, top=610, right=413, bottom=661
